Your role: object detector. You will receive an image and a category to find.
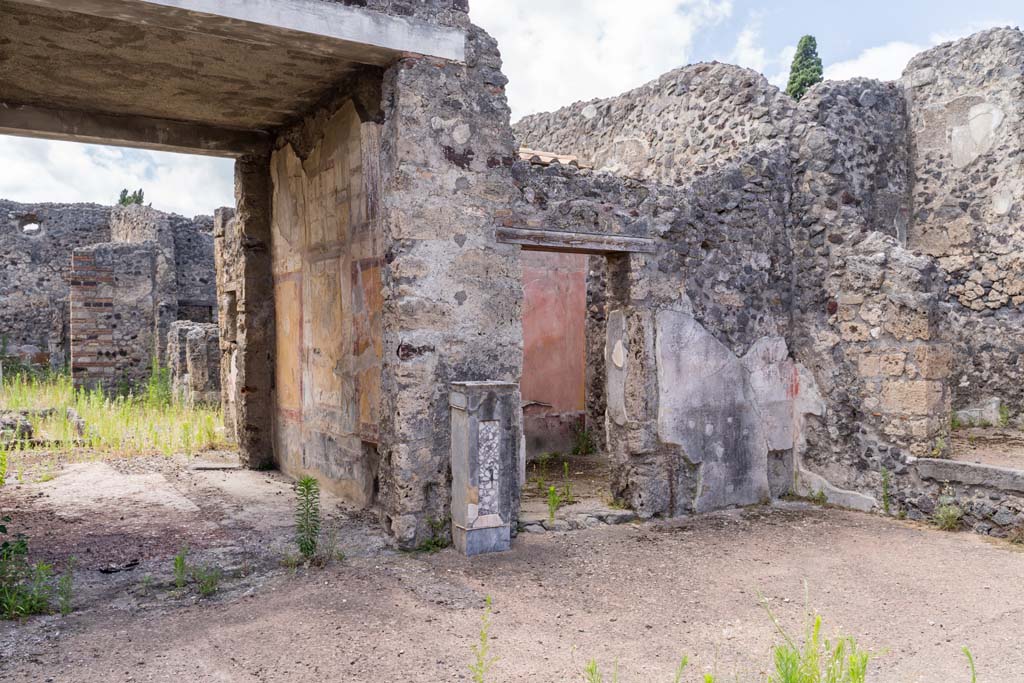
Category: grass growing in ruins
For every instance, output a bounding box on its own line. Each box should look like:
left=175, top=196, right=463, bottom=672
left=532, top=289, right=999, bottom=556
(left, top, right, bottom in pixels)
left=470, top=597, right=979, bottom=682
left=0, top=371, right=230, bottom=459
left=1, top=516, right=74, bottom=620
left=933, top=504, right=964, bottom=531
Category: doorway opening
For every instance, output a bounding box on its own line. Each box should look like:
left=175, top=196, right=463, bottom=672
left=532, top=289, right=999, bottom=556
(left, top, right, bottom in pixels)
left=519, top=250, right=616, bottom=528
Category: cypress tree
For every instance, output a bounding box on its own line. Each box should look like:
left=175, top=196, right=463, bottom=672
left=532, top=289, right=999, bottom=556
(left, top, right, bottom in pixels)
left=786, top=35, right=824, bottom=100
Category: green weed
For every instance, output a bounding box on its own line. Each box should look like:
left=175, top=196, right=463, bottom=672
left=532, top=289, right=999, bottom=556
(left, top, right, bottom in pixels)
left=933, top=504, right=963, bottom=531
left=191, top=565, right=222, bottom=597
left=572, top=423, right=597, bottom=456
left=173, top=546, right=189, bottom=589
left=0, top=518, right=58, bottom=620
left=547, top=486, right=562, bottom=523
left=0, top=371, right=229, bottom=456
left=468, top=596, right=497, bottom=683
left=964, top=648, right=977, bottom=683
left=295, top=476, right=321, bottom=560
left=999, top=403, right=1011, bottom=427
left=415, top=518, right=451, bottom=554
left=57, top=557, right=75, bottom=615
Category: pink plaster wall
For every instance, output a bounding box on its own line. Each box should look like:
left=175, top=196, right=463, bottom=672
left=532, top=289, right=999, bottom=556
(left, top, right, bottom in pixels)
left=521, top=251, right=587, bottom=414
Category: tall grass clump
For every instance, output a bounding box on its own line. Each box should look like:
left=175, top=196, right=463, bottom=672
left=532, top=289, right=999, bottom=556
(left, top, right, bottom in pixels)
left=0, top=365, right=230, bottom=457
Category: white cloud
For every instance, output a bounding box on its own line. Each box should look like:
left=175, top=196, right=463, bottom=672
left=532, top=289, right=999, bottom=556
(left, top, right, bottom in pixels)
left=824, top=41, right=924, bottom=82
left=0, top=135, right=234, bottom=217
left=471, top=0, right=734, bottom=120
left=769, top=45, right=797, bottom=90
left=823, top=20, right=1017, bottom=83
left=729, top=24, right=767, bottom=73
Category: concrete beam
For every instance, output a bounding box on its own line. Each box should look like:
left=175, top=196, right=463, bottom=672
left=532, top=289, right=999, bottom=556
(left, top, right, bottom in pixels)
left=0, top=102, right=271, bottom=158
left=8, top=0, right=465, bottom=64
left=496, top=227, right=657, bottom=255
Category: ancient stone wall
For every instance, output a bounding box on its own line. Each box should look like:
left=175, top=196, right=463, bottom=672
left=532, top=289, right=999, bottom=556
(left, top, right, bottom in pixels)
left=69, top=243, right=159, bottom=389
left=62, top=205, right=220, bottom=391
left=376, top=26, right=523, bottom=546
left=317, top=0, right=470, bottom=28
left=510, top=145, right=809, bottom=517
left=167, top=320, right=220, bottom=405
left=798, top=79, right=912, bottom=240
left=901, top=28, right=1024, bottom=412
left=213, top=208, right=242, bottom=440
left=513, top=63, right=797, bottom=185
left=0, top=200, right=111, bottom=370
left=219, top=158, right=276, bottom=470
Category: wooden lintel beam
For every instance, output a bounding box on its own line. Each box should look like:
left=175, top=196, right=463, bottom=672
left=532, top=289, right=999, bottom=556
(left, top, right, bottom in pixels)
left=495, top=227, right=657, bottom=255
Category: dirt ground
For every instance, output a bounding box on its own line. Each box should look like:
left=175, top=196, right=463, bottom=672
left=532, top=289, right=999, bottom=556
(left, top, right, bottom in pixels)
left=2, top=452, right=1024, bottom=682
left=951, top=426, right=1024, bottom=470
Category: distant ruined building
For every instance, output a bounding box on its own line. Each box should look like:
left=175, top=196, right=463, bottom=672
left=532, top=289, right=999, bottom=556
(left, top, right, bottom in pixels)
left=1, top=0, right=1022, bottom=551
left=0, top=200, right=219, bottom=401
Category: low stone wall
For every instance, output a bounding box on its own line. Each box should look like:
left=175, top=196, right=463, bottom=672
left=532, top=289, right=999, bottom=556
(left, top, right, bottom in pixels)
left=167, top=321, right=220, bottom=405
left=899, top=458, right=1024, bottom=536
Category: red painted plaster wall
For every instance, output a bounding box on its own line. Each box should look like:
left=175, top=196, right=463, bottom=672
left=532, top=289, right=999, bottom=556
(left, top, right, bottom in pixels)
left=521, top=251, right=587, bottom=414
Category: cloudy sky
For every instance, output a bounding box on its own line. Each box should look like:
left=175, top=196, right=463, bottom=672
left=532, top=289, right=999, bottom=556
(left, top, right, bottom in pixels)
left=1, top=0, right=1020, bottom=216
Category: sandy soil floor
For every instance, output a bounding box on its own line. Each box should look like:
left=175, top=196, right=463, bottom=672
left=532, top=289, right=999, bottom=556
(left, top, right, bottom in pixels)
left=2, top=453, right=1023, bottom=682
left=951, top=426, right=1024, bottom=470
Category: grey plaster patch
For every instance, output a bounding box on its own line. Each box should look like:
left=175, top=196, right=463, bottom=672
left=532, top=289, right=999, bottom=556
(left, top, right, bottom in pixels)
left=655, top=310, right=769, bottom=512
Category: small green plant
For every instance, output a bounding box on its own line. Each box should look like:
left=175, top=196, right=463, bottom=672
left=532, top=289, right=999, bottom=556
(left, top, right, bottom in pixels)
left=537, top=452, right=555, bottom=479
left=932, top=436, right=947, bottom=458
left=999, top=403, right=1011, bottom=427
left=139, top=574, right=154, bottom=595
left=964, top=647, right=977, bottom=683
left=295, top=476, right=321, bottom=560
left=809, top=489, right=828, bottom=506
left=415, top=518, right=451, bottom=553
left=0, top=519, right=57, bottom=620
left=563, top=460, right=570, bottom=479
left=950, top=413, right=963, bottom=431
left=881, top=469, right=891, bottom=516
left=572, top=423, right=597, bottom=456
left=173, top=546, right=189, bottom=589
left=562, top=481, right=575, bottom=506
left=469, top=596, right=497, bottom=683
left=933, top=504, right=963, bottom=531
left=191, top=565, right=222, bottom=597
left=57, top=557, right=75, bottom=616
left=547, top=485, right=562, bottom=523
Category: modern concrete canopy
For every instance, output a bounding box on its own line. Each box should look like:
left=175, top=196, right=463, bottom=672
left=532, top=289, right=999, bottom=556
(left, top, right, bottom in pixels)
left=0, top=0, right=466, bottom=155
